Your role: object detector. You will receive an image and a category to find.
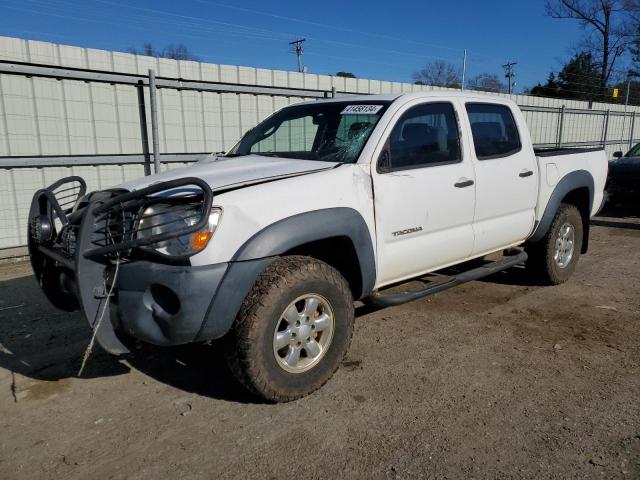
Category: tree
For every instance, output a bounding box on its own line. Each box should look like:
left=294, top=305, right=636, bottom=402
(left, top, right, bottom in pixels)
left=412, top=60, right=461, bottom=88
left=622, top=0, right=640, bottom=28
left=557, top=51, right=601, bottom=98
left=335, top=71, right=356, bottom=78
left=467, top=73, right=506, bottom=93
left=629, top=22, right=640, bottom=71
left=545, top=0, right=634, bottom=93
left=127, top=43, right=200, bottom=61
left=530, top=51, right=601, bottom=100
left=530, top=73, right=562, bottom=97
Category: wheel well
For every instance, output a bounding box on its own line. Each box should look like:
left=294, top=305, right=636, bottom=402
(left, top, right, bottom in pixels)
left=284, top=236, right=363, bottom=299
left=561, top=187, right=591, bottom=253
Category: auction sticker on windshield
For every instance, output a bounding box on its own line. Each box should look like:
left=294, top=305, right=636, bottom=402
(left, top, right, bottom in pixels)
left=341, top=105, right=384, bottom=115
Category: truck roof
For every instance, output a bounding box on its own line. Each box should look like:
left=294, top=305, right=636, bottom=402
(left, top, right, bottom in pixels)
left=317, top=90, right=516, bottom=106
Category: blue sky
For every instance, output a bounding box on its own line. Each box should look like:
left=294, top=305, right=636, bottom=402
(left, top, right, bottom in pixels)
left=0, top=0, right=589, bottom=91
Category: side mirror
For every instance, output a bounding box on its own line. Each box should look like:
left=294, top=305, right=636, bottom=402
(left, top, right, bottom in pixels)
left=613, top=151, right=623, bottom=158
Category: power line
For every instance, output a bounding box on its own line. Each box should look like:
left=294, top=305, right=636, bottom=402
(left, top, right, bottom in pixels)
left=4, top=0, right=637, bottom=95
left=191, top=0, right=466, bottom=54
left=15, top=0, right=466, bottom=65
left=2, top=0, right=501, bottom=75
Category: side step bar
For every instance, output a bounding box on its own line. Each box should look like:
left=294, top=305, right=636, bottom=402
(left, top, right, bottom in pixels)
left=363, top=250, right=528, bottom=308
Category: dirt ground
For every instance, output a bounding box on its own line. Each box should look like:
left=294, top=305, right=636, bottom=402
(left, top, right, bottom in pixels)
left=0, top=207, right=639, bottom=480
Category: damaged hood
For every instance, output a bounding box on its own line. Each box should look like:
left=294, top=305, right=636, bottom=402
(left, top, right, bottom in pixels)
left=117, top=155, right=340, bottom=192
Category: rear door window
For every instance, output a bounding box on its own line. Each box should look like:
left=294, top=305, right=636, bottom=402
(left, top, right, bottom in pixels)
left=466, top=103, right=521, bottom=159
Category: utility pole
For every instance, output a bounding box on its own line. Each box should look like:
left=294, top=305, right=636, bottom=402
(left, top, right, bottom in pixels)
left=289, top=38, right=306, bottom=73
left=502, top=61, right=517, bottom=94
left=461, top=48, right=467, bottom=91
left=622, top=71, right=638, bottom=143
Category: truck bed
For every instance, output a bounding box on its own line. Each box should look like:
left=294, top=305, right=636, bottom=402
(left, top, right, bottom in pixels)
left=534, top=147, right=604, bottom=157
left=534, top=147, right=608, bottom=221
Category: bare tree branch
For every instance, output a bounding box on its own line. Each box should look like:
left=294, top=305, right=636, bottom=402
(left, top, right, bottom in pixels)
left=546, top=0, right=635, bottom=92
left=412, top=60, right=461, bottom=88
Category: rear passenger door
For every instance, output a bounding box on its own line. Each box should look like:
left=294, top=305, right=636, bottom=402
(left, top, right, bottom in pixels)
left=372, top=100, right=476, bottom=286
left=464, top=102, right=537, bottom=255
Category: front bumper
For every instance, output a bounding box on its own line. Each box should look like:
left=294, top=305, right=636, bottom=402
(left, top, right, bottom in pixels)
left=27, top=176, right=236, bottom=354
left=112, top=261, right=227, bottom=345
left=110, top=257, right=273, bottom=346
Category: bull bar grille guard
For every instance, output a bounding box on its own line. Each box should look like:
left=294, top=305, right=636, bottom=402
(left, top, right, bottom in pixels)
left=29, top=176, right=214, bottom=267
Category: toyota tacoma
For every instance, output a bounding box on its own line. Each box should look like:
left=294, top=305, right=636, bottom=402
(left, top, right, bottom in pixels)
left=28, top=92, right=608, bottom=401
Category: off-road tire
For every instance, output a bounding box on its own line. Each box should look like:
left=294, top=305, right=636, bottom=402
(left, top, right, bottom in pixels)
left=525, top=203, right=583, bottom=285
left=224, top=255, right=355, bottom=402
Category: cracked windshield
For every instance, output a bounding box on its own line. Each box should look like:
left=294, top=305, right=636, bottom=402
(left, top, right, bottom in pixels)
left=229, top=101, right=390, bottom=163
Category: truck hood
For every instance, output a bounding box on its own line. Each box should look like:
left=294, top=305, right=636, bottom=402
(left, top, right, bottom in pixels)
left=117, top=155, right=340, bottom=192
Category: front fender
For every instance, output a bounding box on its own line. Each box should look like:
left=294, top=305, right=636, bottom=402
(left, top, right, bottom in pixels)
left=233, top=207, right=376, bottom=292
left=195, top=207, right=376, bottom=342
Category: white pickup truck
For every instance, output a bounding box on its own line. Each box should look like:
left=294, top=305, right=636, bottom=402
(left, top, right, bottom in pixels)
left=28, top=92, right=607, bottom=401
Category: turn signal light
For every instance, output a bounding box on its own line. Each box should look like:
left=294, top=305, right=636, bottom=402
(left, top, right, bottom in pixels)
left=191, top=231, right=213, bottom=251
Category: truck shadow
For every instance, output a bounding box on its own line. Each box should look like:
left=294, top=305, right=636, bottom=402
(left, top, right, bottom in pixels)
left=0, top=275, right=128, bottom=383
left=474, top=265, right=538, bottom=287
left=0, top=273, right=261, bottom=404
left=124, top=341, right=259, bottom=403
left=591, top=218, right=640, bottom=230
left=592, top=202, right=640, bottom=230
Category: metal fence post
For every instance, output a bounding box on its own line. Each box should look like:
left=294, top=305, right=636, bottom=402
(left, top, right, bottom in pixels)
left=556, top=105, right=565, bottom=147
left=601, top=109, right=610, bottom=148
left=148, top=69, right=161, bottom=174
left=136, top=82, right=152, bottom=176
left=630, top=112, right=636, bottom=150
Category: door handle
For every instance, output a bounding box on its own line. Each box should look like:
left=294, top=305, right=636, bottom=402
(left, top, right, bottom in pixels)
left=454, top=179, right=474, bottom=188
left=519, top=169, right=534, bottom=178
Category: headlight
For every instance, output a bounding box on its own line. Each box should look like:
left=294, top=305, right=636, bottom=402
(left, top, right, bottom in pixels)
left=137, top=204, right=222, bottom=256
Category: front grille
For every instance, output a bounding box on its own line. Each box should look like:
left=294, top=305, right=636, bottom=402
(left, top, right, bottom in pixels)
left=61, top=224, right=79, bottom=258
left=91, top=206, right=137, bottom=257
left=83, top=177, right=213, bottom=259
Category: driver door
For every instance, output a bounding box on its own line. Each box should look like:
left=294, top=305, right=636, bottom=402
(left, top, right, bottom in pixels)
left=371, top=100, right=476, bottom=287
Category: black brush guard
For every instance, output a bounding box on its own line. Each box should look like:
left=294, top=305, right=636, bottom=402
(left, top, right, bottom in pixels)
left=28, top=176, right=214, bottom=354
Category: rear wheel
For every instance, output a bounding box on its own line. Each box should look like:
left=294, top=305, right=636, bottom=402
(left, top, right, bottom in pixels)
left=224, top=256, right=354, bottom=402
left=525, top=203, right=583, bottom=285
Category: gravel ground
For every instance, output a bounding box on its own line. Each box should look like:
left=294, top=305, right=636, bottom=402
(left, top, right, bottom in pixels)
left=0, top=208, right=639, bottom=479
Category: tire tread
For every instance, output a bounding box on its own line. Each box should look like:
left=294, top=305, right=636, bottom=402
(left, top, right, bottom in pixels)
left=224, top=255, right=354, bottom=402
left=526, top=203, right=583, bottom=285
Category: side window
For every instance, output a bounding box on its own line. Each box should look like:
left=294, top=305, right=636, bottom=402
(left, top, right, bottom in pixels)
left=466, top=103, right=521, bottom=159
left=383, top=102, right=461, bottom=171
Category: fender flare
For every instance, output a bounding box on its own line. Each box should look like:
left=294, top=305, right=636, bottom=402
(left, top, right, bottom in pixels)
left=529, top=169, right=594, bottom=249
left=233, top=207, right=376, bottom=293
left=195, top=207, right=377, bottom=342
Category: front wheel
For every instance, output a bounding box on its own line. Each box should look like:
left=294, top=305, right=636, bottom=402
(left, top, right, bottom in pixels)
left=224, top=256, right=354, bottom=402
left=525, top=203, right=583, bottom=285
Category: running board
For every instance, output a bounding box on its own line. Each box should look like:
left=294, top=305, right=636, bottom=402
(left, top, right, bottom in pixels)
left=363, top=250, right=528, bottom=307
